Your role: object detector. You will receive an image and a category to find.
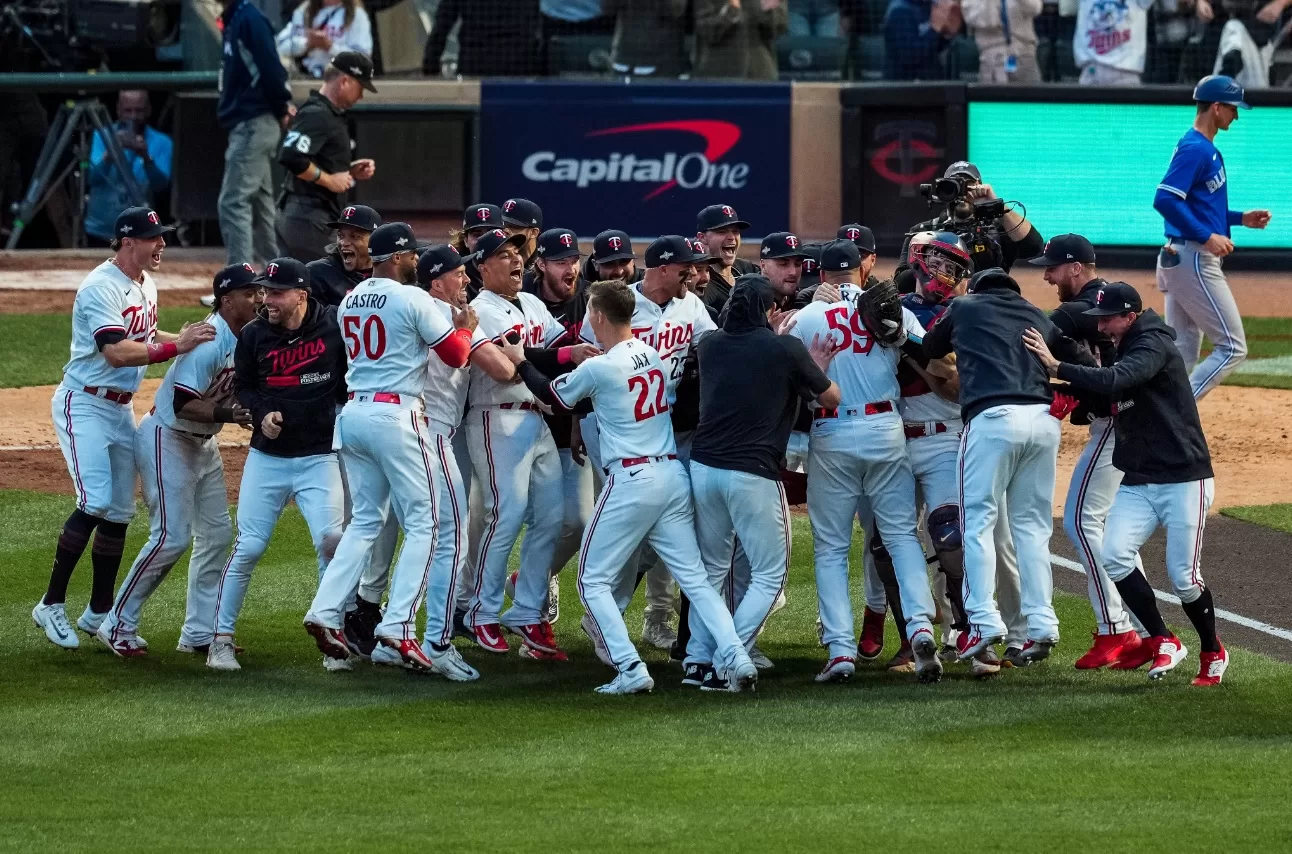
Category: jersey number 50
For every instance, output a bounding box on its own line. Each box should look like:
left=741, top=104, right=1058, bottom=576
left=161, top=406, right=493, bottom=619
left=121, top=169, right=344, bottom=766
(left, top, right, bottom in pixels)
left=343, top=315, right=386, bottom=360
left=824, top=306, right=874, bottom=354
left=628, top=369, right=669, bottom=422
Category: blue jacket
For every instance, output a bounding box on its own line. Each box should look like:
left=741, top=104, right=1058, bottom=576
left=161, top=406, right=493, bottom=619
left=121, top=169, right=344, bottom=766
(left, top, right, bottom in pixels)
left=85, top=126, right=173, bottom=241
left=883, top=0, right=947, bottom=81
left=218, top=0, right=292, bottom=129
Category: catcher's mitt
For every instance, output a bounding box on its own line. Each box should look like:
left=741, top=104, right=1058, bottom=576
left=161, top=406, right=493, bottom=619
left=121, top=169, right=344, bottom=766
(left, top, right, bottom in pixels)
left=858, top=278, right=906, bottom=347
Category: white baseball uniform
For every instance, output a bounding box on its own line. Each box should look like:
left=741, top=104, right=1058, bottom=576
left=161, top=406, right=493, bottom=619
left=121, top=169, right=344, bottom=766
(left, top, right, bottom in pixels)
left=464, top=289, right=567, bottom=630
left=552, top=337, right=747, bottom=676
left=791, top=285, right=937, bottom=662
left=52, top=260, right=158, bottom=523
left=308, top=278, right=464, bottom=643
left=100, top=312, right=239, bottom=646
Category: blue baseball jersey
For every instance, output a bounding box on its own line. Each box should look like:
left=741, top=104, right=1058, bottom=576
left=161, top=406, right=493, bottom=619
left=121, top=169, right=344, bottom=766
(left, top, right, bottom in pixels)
left=1155, top=129, right=1242, bottom=242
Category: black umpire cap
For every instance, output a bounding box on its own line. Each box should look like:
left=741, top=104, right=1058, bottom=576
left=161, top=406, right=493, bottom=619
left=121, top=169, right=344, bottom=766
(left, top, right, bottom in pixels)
left=645, top=235, right=699, bottom=268
left=475, top=228, right=527, bottom=262
left=535, top=228, right=580, bottom=261
left=821, top=239, right=861, bottom=271
left=330, top=51, right=377, bottom=92
left=256, top=258, right=310, bottom=290
left=1084, top=282, right=1142, bottom=315
left=837, top=224, right=877, bottom=255
left=327, top=204, right=381, bottom=232
left=368, top=222, right=418, bottom=260
left=212, top=263, right=259, bottom=300
left=697, top=204, right=750, bottom=232
left=463, top=203, right=503, bottom=231
left=1029, top=233, right=1096, bottom=266
left=592, top=229, right=634, bottom=263
left=502, top=198, right=543, bottom=230
left=115, top=206, right=173, bottom=240
left=417, top=245, right=468, bottom=284
left=760, top=232, right=811, bottom=260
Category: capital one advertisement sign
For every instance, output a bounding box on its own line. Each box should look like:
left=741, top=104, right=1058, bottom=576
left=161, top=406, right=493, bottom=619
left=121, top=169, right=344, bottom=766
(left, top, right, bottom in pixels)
left=481, top=82, right=791, bottom=239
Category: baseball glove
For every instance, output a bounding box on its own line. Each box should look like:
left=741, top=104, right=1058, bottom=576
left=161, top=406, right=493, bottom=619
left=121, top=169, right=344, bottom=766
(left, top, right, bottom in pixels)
left=858, top=278, right=906, bottom=347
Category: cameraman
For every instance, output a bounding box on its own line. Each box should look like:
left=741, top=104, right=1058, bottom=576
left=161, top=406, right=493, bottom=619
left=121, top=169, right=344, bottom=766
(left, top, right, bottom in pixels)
left=903, top=161, right=1043, bottom=275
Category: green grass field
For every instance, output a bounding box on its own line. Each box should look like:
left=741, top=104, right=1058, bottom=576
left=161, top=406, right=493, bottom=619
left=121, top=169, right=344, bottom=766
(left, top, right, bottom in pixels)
left=1222, top=503, right=1292, bottom=535
left=5, top=488, right=1292, bottom=851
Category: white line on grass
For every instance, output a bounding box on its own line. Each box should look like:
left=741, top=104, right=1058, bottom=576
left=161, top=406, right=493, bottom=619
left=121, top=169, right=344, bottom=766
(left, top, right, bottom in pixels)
left=1050, top=553, right=1292, bottom=644
left=0, top=442, right=249, bottom=452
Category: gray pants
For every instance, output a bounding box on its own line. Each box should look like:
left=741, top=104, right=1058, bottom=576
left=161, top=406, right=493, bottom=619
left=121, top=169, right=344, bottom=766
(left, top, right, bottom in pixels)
left=276, top=198, right=334, bottom=264
left=217, top=113, right=281, bottom=267
left=1156, top=239, right=1246, bottom=399
left=978, top=46, right=1041, bottom=83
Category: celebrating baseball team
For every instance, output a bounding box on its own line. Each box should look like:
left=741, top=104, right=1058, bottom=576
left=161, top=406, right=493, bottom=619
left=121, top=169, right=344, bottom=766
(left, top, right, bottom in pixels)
left=30, top=73, right=1272, bottom=695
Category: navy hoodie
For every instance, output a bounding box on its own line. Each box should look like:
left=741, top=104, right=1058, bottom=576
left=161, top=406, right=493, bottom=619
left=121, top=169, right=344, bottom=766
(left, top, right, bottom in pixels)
left=218, top=0, right=293, bottom=129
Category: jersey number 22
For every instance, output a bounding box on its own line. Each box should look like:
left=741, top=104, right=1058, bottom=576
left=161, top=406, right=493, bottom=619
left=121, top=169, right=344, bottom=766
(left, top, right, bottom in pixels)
left=628, top=369, right=668, bottom=422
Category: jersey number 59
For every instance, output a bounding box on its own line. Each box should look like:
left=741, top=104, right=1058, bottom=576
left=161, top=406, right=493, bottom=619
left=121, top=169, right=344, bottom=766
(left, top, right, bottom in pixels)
left=824, top=306, right=874, bottom=354
left=343, top=315, right=386, bottom=360
left=628, top=369, right=668, bottom=422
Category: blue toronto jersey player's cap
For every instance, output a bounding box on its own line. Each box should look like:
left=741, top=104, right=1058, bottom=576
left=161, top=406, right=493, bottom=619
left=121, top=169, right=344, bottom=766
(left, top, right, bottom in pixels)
left=326, top=204, right=380, bottom=232
left=645, top=235, right=700, bottom=268
left=115, top=206, right=173, bottom=240
left=1028, top=233, right=1096, bottom=266
left=837, top=224, right=877, bottom=255
left=1194, top=74, right=1250, bottom=109
left=696, top=204, right=750, bottom=232
left=474, top=228, right=527, bottom=262
left=256, top=257, right=310, bottom=290
left=368, top=222, right=418, bottom=260
left=463, top=203, right=503, bottom=231
left=592, top=229, right=635, bottom=263
left=821, top=239, right=861, bottom=271
left=535, top=228, right=581, bottom=261
left=1084, top=282, right=1142, bottom=316
left=501, top=198, right=543, bottom=229
left=760, top=232, right=811, bottom=260
left=212, top=263, right=260, bottom=299
left=417, top=245, right=467, bottom=284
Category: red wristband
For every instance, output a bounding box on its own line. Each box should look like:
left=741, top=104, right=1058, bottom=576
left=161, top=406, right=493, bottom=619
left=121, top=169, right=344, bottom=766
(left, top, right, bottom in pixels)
left=557, top=346, right=573, bottom=365
left=147, top=342, right=178, bottom=364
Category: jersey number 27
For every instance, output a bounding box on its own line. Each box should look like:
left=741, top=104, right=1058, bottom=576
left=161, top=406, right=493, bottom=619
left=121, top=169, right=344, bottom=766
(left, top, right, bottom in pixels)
left=628, top=369, right=668, bottom=422
left=343, top=315, right=386, bottom=360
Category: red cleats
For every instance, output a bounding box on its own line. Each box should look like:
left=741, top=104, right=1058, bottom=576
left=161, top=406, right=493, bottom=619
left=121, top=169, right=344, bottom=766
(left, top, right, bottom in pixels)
left=304, top=620, right=349, bottom=659
left=473, top=623, right=509, bottom=654
left=1075, top=630, right=1141, bottom=670
left=515, top=622, right=568, bottom=660
left=379, top=637, right=435, bottom=672
left=1192, top=644, right=1228, bottom=687
left=1109, top=635, right=1154, bottom=670
left=1147, top=636, right=1188, bottom=680
left=857, top=608, right=886, bottom=661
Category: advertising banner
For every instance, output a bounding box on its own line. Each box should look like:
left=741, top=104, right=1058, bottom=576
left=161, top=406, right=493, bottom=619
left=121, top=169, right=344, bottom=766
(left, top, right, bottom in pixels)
left=480, top=81, right=792, bottom=239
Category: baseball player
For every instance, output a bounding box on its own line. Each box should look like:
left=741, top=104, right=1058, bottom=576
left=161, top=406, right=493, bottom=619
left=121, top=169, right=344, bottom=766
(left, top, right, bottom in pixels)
left=455, top=203, right=505, bottom=302
left=501, top=197, right=543, bottom=265
left=502, top=280, right=760, bottom=694
left=33, top=207, right=215, bottom=650
left=207, top=258, right=348, bottom=672
left=1028, top=234, right=1145, bottom=668
left=696, top=204, right=758, bottom=316
left=1024, top=282, right=1228, bottom=685
left=1153, top=74, right=1271, bottom=399
left=304, top=223, right=484, bottom=677
left=583, top=229, right=639, bottom=284
left=687, top=275, right=840, bottom=686
left=96, top=264, right=260, bottom=657
left=788, top=257, right=943, bottom=684
left=924, top=268, right=1093, bottom=664
left=464, top=228, right=589, bottom=658
left=308, top=203, right=380, bottom=306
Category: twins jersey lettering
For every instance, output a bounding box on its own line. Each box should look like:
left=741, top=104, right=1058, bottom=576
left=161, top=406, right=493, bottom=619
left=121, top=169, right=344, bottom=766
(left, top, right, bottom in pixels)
left=422, top=296, right=488, bottom=429
left=578, top=283, right=716, bottom=404
left=791, top=285, right=921, bottom=412
left=552, top=338, right=675, bottom=465
left=1075, top=0, right=1154, bottom=73
left=340, top=277, right=455, bottom=397
left=469, top=290, right=565, bottom=407
left=152, top=313, right=239, bottom=436
left=1158, top=128, right=1237, bottom=241
left=63, top=260, right=159, bottom=391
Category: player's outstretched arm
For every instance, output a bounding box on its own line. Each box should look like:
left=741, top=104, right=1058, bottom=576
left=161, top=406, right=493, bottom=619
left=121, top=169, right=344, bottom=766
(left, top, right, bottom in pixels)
left=469, top=341, right=518, bottom=382
left=100, top=322, right=215, bottom=368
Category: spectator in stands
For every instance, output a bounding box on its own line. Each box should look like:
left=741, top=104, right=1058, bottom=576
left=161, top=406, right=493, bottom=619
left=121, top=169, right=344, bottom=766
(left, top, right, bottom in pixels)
left=883, top=0, right=963, bottom=79
left=423, top=0, right=543, bottom=77
left=84, top=91, right=174, bottom=247
left=1206, top=0, right=1290, bottom=87
left=605, top=0, right=690, bottom=76
left=276, top=0, right=373, bottom=79
left=961, top=0, right=1044, bottom=80
left=542, top=0, right=615, bottom=37
left=218, top=0, right=295, bottom=268
left=1075, top=0, right=1156, bottom=84
left=790, top=0, right=842, bottom=33
left=694, top=0, right=789, bottom=79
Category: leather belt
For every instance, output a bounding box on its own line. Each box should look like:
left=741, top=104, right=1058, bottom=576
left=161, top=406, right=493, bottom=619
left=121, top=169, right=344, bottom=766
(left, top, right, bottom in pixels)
left=904, top=421, right=956, bottom=439
left=813, top=400, right=893, bottom=419
left=498, top=401, right=538, bottom=412
left=348, top=392, right=402, bottom=404
left=84, top=386, right=133, bottom=404
left=606, top=453, right=677, bottom=475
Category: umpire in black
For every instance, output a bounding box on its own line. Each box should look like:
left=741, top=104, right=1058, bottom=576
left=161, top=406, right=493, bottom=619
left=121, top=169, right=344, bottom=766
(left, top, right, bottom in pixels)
left=277, top=51, right=378, bottom=263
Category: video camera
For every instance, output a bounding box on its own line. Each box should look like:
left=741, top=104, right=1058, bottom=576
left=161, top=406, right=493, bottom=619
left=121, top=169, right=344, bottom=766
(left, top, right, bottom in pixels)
left=915, top=175, right=1006, bottom=272
left=1, top=0, right=179, bottom=71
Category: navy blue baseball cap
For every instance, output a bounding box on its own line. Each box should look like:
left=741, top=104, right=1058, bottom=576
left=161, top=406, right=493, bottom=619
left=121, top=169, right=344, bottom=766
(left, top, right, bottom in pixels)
left=368, top=222, right=418, bottom=260
left=474, top=228, right=526, bottom=262
left=760, top=232, right=811, bottom=260
left=592, top=229, right=634, bottom=263
left=837, top=224, right=877, bottom=255
left=1194, top=74, right=1250, bottom=109
left=115, top=206, right=173, bottom=240
left=501, top=198, right=543, bottom=229
left=645, top=235, right=700, bottom=268
left=212, top=263, right=259, bottom=299
left=1029, top=233, right=1096, bottom=266
left=463, top=203, right=503, bottom=231
left=256, top=258, right=310, bottom=290
left=535, top=228, right=580, bottom=261
left=327, top=204, right=381, bottom=232
left=417, top=245, right=468, bottom=284
left=944, top=161, right=982, bottom=181
left=697, top=204, right=750, bottom=232
left=688, top=238, right=718, bottom=265
left=1084, top=282, right=1143, bottom=316
left=821, top=239, right=861, bottom=271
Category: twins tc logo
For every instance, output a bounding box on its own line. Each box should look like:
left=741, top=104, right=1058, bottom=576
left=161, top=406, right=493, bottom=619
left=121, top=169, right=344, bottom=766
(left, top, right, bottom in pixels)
left=492, top=229, right=505, bottom=238
left=1096, top=289, right=1106, bottom=305
left=722, top=205, right=734, bottom=217
left=608, top=236, right=623, bottom=251
left=146, top=210, right=160, bottom=225
left=560, top=233, right=574, bottom=248
left=845, top=227, right=861, bottom=241
left=342, top=206, right=357, bottom=219
left=476, top=208, right=491, bottom=221
left=786, top=235, right=799, bottom=249
left=503, top=200, right=517, bottom=213
left=266, top=262, right=279, bottom=277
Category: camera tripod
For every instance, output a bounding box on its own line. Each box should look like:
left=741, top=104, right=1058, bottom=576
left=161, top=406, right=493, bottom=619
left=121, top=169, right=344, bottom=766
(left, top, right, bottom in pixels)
left=5, top=98, right=146, bottom=250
